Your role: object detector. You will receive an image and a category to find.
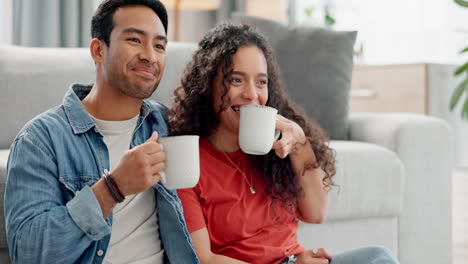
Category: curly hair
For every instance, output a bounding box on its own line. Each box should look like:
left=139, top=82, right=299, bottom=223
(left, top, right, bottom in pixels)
left=169, top=23, right=335, bottom=209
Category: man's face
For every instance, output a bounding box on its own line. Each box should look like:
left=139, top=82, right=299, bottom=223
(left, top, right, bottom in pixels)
left=101, top=6, right=167, bottom=99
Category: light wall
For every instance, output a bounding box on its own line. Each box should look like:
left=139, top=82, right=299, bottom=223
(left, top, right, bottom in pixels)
left=245, top=0, right=288, bottom=24
left=165, top=9, right=217, bottom=42
left=0, top=0, right=13, bottom=44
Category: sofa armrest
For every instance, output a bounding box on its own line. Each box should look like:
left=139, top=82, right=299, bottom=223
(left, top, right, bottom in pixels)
left=326, top=141, right=404, bottom=221
left=348, top=113, right=453, bottom=264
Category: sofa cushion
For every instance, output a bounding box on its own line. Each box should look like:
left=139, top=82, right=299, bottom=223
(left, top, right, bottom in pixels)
left=231, top=14, right=357, bottom=140
left=0, top=46, right=95, bottom=149
left=0, top=43, right=196, bottom=149
left=326, top=141, right=404, bottom=220
left=152, top=42, right=197, bottom=106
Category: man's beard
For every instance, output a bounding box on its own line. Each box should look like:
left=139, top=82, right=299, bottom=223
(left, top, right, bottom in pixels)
left=109, top=73, right=160, bottom=99
left=121, top=80, right=160, bottom=99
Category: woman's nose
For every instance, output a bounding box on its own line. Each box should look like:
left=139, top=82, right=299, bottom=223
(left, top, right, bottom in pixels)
left=242, top=81, right=259, bottom=100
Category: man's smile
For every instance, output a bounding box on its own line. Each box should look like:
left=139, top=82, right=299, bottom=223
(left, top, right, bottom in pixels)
left=132, top=66, right=157, bottom=78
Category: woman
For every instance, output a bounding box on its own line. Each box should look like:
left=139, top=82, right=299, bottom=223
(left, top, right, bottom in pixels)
left=169, top=23, right=399, bottom=264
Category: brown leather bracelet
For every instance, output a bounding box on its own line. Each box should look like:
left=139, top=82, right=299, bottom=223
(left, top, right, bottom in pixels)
left=103, top=169, right=125, bottom=203
left=106, top=171, right=125, bottom=200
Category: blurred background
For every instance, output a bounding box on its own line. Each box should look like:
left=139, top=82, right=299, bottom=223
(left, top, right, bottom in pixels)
left=1, top=0, right=467, bottom=65
left=0, top=1, right=467, bottom=263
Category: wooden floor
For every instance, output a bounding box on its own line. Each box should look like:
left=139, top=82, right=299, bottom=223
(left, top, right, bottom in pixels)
left=453, top=168, right=468, bottom=264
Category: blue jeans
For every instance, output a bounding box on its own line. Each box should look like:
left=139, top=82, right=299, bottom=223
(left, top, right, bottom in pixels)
left=281, top=246, right=399, bottom=264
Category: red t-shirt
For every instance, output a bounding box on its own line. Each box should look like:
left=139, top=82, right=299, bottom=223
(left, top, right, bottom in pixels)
left=177, top=138, right=305, bottom=264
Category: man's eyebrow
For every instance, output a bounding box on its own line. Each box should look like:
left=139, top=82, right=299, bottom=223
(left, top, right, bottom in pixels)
left=122, top=27, right=146, bottom=35
left=122, top=27, right=168, bottom=43
left=155, top=35, right=168, bottom=44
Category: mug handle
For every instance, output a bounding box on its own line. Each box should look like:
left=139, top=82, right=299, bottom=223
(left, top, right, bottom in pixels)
left=159, top=144, right=167, bottom=185
left=274, top=130, right=281, bottom=141
left=159, top=171, right=167, bottom=185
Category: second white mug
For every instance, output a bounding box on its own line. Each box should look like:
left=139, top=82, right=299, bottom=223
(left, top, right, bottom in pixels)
left=159, top=135, right=200, bottom=189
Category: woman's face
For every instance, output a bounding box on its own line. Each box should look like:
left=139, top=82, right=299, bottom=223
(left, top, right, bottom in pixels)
left=212, top=45, right=269, bottom=135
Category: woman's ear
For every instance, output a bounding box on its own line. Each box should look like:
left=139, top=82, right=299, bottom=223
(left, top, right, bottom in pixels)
left=90, top=38, right=105, bottom=64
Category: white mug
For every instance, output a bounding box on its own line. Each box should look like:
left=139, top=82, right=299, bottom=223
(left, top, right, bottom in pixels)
left=239, top=105, right=280, bottom=155
left=159, top=135, right=200, bottom=189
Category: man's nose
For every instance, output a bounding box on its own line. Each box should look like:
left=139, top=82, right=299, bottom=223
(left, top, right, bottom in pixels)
left=139, top=44, right=158, bottom=63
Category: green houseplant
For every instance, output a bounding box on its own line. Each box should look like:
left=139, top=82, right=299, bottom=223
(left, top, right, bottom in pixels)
left=303, top=4, right=336, bottom=28
left=450, top=0, right=468, bottom=120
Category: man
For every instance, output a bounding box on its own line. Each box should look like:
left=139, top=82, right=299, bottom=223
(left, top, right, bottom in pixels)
left=4, top=0, right=199, bottom=263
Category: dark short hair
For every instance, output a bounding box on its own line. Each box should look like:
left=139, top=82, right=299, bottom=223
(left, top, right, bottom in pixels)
left=91, top=0, right=168, bottom=46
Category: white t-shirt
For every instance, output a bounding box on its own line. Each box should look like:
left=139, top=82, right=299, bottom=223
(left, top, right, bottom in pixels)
left=91, top=114, right=164, bottom=264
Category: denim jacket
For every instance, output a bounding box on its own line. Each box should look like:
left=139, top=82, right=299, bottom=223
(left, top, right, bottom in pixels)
left=4, top=84, right=200, bottom=264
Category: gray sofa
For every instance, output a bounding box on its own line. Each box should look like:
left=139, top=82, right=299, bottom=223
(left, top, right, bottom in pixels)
left=0, top=42, right=453, bottom=264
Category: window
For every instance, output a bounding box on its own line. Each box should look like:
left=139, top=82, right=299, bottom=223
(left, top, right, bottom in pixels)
left=292, top=0, right=468, bottom=64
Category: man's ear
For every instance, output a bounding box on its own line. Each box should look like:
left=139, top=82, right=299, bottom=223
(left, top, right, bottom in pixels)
left=90, top=38, right=106, bottom=64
